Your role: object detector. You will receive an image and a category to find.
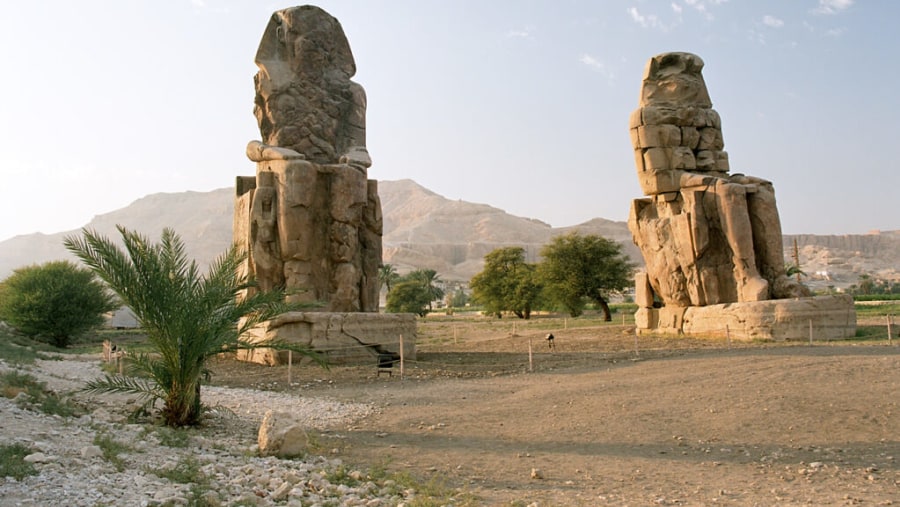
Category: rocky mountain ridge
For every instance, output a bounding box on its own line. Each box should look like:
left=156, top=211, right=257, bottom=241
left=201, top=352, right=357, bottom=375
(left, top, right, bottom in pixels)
left=0, top=179, right=895, bottom=287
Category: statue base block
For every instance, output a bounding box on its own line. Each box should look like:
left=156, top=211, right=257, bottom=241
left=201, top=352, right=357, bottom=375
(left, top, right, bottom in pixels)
left=237, top=312, right=416, bottom=365
left=635, top=295, right=856, bottom=341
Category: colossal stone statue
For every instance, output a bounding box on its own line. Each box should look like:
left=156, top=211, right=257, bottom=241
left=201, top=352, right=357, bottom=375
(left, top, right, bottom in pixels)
left=626, top=53, right=856, bottom=341
left=235, top=5, right=381, bottom=313
left=628, top=52, right=809, bottom=308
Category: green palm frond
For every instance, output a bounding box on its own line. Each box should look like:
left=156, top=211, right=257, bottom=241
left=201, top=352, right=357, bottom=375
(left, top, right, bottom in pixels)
left=83, top=374, right=162, bottom=402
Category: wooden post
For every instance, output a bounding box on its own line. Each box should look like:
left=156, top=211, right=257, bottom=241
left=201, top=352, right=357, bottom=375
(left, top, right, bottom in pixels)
left=726, top=325, right=731, bottom=349
left=809, top=319, right=813, bottom=346
left=288, top=350, right=293, bottom=386
left=793, top=238, right=802, bottom=283
left=622, top=313, right=626, bottom=326
left=528, top=338, right=533, bottom=373
left=633, top=331, right=638, bottom=357
left=399, top=334, right=405, bottom=379
left=454, top=326, right=458, bottom=344
left=887, top=315, right=893, bottom=345
left=564, top=318, right=568, bottom=330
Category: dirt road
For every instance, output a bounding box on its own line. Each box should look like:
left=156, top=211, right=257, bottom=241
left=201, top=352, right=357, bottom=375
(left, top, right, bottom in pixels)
left=211, top=321, right=900, bottom=505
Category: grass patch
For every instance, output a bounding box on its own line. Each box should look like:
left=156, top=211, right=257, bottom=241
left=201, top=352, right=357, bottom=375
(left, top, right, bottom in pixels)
left=93, top=432, right=133, bottom=472
left=338, top=459, right=476, bottom=506
left=150, top=426, right=192, bottom=448
left=0, top=442, right=38, bottom=480
left=852, top=325, right=893, bottom=341
left=0, top=327, right=59, bottom=366
left=854, top=302, right=900, bottom=318
left=0, top=370, right=84, bottom=417
left=148, top=455, right=205, bottom=484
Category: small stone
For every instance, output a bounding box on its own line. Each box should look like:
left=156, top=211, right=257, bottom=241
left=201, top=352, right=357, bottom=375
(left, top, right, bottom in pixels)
left=81, top=446, right=104, bottom=459
left=530, top=468, right=544, bottom=479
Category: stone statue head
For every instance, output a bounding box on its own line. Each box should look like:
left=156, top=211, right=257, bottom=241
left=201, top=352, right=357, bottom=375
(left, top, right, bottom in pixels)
left=640, top=52, right=712, bottom=108
left=255, top=5, right=356, bottom=84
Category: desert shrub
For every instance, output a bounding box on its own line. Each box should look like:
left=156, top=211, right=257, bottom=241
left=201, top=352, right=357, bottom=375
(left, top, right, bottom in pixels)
left=0, top=443, right=37, bottom=480
left=0, top=261, right=117, bottom=347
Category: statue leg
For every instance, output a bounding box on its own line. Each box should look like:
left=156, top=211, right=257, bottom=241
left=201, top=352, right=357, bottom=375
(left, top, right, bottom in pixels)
left=714, top=180, right=769, bottom=302
left=748, top=183, right=812, bottom=299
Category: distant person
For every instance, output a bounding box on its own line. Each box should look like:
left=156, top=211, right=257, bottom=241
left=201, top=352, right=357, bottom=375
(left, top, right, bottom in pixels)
left=546, top=333, right=555, bottom=350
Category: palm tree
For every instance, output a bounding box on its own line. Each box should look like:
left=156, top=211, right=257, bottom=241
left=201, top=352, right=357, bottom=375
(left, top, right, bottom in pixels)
left=64, top=226, right=322, bottom=427
left=378, top=263, right=399, bottom=294
left=408, top=269, right=445, bottom=310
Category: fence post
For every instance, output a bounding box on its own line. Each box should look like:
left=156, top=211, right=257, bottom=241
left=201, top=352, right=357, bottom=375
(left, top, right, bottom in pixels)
left=399, top=334, right=405, bottom=380
left=528, top=338, right=533, bottom=373
left=726, top=325, right=731, bottom=349
left=288, top=350, right=293, bottom=386
left=887, top=315, right=893, bottom=345
left=809, top=319, right=813, bottom=346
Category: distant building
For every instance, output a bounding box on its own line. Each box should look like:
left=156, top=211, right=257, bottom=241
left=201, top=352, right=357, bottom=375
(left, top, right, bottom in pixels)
left=105, top=307, right=139, bottom=329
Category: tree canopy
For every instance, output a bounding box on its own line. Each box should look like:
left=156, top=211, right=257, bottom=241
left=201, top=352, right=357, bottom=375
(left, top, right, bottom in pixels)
left=384, top=269, right=444, bottom=317
left=470, top=247, right=541, bottom=319
left=538, top=232, right=634, bottom=320
left=0, top=261, right=117, bottom=347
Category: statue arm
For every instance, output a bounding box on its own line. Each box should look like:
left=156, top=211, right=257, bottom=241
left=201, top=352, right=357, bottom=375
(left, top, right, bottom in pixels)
left=339, top=82, right=371, bottom=169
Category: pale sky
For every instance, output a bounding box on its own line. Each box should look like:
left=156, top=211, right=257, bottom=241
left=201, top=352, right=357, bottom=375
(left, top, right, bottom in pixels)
left=0, top=0, right=895, bottom=242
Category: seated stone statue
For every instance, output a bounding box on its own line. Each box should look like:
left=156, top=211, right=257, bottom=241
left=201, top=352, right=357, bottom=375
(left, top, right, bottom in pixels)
left=235, top=5, right=381, bottom=313
left=628, top=52, right=809, bottom=307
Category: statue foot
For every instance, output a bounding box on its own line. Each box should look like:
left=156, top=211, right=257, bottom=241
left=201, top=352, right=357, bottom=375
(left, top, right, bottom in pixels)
left=739, top=276, right=769, bottom=302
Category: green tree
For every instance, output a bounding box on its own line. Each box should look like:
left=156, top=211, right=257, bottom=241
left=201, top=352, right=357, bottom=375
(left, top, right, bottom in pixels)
left=378, top=263, right=399, bottom=294
left=470, top=247, right=541, bottom=319
left=0, top=261, right=117, bottom=347
left=406, top=269, right=444, bottom=310
left=538, top=233, right=634, bottom=320
left=385, top=280, right=432, bottom=317
left=64, top=226, right=321, bottom=427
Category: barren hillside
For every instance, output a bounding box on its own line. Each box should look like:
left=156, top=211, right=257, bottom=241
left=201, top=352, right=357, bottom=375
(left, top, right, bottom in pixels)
left=0, top=180, right=895, bottom=286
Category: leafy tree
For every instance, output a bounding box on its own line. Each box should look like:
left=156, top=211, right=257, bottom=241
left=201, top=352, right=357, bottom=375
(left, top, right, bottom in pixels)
left=470, top=247, right=541, bottom=319
left=378, top=263, right=399, bottom=294
left=64, top=226, right=321, bottom=427
left=406, top=269, right=444, bottom=310
left=538, top=233, right=634, bottom=320
left=0, top=261, right=117, bottom=347
left=385, top=280, right=432, bottom=317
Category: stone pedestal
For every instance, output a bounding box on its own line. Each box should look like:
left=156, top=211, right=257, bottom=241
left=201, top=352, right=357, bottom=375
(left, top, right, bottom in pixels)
left=237, top=312, right=416, bottom=365
left=635, top=295, right=856, bottom=341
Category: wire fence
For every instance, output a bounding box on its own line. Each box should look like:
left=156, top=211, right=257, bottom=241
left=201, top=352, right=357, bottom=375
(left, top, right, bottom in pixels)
left=268, top=314, right=897, bottom=383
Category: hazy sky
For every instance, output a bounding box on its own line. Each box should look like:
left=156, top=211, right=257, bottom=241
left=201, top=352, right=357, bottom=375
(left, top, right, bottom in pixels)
left=0, top=0, right=894, bottom=242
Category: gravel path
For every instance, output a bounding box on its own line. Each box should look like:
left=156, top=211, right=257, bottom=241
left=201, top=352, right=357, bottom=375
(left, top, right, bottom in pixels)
left=0, top=356, right=423, bottom=507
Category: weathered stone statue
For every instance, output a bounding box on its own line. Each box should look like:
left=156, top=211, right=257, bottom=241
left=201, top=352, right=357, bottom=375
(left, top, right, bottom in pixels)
left=235, top=5, right=381, bottom=312
left=627, top=52, right=854, bottom=340
left=234, top=6, right=415, bottom=365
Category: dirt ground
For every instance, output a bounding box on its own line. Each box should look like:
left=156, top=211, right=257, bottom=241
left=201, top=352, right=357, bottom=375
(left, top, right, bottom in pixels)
left=209, top=316, right=900, bottom=506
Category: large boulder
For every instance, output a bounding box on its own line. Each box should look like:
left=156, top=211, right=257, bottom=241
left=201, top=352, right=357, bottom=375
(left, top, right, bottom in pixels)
left=258, top=410, right=310, bottom=458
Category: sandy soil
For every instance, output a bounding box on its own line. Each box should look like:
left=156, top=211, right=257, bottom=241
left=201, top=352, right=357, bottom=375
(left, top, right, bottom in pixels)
left=209, top=318, right=900, bottom=506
